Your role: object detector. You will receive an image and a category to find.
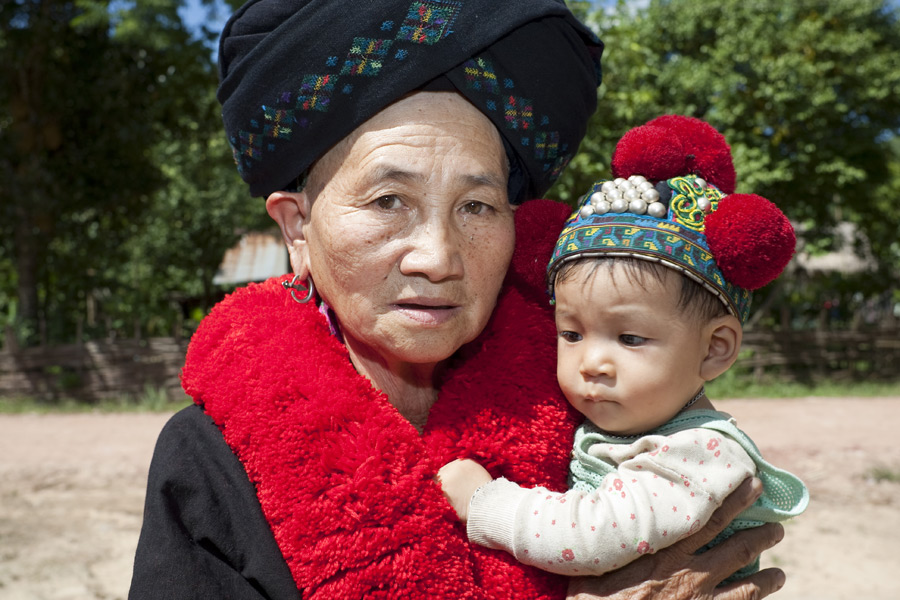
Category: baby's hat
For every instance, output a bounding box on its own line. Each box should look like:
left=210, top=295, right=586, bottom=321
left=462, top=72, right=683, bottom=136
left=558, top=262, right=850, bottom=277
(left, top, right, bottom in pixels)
left=548, top=115, right=795, bottom=323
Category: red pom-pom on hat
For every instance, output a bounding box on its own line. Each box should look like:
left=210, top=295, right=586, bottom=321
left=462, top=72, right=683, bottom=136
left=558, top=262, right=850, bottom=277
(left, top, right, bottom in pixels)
left=704, top=194, right=795, bottom=290
left=611, top=125, right=687, bottom=182
left=643, top=115, right=737, bottom=193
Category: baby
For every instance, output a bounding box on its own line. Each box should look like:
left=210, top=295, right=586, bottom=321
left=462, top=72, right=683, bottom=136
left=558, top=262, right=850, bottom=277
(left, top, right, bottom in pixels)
left=438, top=115, right=808, bottom=581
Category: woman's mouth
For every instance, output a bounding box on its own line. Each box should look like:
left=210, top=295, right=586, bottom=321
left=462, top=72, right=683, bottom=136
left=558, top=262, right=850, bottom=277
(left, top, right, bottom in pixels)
left=393, top=301, right=460, bottom=325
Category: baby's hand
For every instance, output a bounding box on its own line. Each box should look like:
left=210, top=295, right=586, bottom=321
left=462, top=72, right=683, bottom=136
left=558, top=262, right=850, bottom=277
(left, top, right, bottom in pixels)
left=436, top=459, right=493, bottom=523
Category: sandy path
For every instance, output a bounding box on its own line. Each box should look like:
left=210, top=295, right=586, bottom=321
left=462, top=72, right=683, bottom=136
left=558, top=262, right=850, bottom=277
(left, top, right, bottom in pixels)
left=0, top=398, right=898, bottom=599
left=0, top=412, right=171, bottom=600
left=721, top=397, right=900, bottom=600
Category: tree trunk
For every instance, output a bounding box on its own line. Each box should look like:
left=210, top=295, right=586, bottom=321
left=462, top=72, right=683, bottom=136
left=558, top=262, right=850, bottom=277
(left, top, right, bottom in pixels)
left=14, top=204, right=40, bottom=345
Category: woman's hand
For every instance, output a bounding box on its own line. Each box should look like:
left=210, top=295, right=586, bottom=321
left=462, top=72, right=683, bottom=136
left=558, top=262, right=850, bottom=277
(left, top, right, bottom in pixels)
left=436, top=459, right=493, bottom=523
left=567, top=477, right=786, bottom=600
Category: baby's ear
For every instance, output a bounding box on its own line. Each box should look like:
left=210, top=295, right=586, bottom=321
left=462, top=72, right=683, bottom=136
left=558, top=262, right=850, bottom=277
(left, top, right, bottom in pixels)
left=700, top=315, right=743, bottom=381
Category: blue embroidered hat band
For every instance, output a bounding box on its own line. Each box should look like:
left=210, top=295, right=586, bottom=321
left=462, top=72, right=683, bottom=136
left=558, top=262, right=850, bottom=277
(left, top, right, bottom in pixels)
left=547, top=115, right=797, bottom=325
left=217, top=0, right=603, bottom=201
left=549, top=175, right=752, bottom=322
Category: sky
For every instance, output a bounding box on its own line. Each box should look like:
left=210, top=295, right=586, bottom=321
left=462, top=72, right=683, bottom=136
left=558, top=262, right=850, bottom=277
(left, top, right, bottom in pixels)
left=178, top=0, right=633, bottom=58
left=178, top=0, right=230, bottom=54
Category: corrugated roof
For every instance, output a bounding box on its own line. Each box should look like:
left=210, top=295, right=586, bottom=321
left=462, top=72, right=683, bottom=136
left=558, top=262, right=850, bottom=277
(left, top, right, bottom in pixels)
left=793, top=222, right=874, bottom=275
left=213, top=232, right=289, bottom=285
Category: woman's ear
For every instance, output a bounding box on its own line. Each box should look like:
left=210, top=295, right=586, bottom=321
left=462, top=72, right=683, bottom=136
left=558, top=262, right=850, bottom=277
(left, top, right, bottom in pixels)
left=266, top=191, right=312, bottom=278
left=700, top=315, right=743, bottom=381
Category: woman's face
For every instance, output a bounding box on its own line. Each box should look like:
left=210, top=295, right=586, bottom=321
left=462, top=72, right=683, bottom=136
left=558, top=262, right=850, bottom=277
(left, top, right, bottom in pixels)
left=290, top=92, right=515, bottom=370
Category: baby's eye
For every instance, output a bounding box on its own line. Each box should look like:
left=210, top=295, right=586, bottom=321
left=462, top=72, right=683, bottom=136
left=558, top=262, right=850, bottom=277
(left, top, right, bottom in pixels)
left=374, top=195, right=403, bottom=210
left=620, top=334, right=647, bottom=346
left=559, top=331, right=582, bottom=343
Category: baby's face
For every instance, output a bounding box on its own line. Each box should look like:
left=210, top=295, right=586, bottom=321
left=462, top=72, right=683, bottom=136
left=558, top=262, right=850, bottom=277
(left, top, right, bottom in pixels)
left=554, top=262, right=709, bottom=436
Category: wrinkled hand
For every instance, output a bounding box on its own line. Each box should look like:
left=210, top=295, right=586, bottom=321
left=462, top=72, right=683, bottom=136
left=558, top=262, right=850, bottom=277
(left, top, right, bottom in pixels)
left=436, top=459, right=493, bottom=523
left=567, top=478, right=786, bottom=600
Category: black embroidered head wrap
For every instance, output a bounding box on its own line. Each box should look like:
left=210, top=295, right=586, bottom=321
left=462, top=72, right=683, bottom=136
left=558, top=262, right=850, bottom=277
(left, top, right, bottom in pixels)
left=218, top=0, right=603, bottom=203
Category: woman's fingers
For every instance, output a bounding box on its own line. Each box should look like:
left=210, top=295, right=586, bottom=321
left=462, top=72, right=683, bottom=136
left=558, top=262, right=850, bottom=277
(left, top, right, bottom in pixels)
left=713, top=567, right=787, bottom=600
left=677, top=476, right=786, bottom=589
left=679, top=478, right=763, bottom=553
left=701, top=522, right=785, bottom=586
left=565, top=477, right=789, bottom=600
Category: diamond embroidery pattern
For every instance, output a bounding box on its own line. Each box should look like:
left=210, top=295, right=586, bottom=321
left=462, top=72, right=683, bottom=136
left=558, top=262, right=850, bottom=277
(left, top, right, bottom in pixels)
left=397, top=0, right=462, bottom=45
left=462, top=58, right=499, bottom=94
left=263, top=106, right=293, bottom=140
left=237, top=130, right=262, bottom=161
left=549, top=154, right=572, bottom=179
left=230, top=0, right=579, bottom=195
left=296, top=74, right=338, bottom=112
left=342, top=37, right=393, bottom=76
left=535, top=131, right=559, bottom=160
left=504, top=95, right=533, bottom=131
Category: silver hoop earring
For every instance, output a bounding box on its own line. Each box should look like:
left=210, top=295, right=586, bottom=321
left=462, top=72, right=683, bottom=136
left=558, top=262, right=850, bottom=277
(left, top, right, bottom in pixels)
left=282, top=274, right=315, bottom=304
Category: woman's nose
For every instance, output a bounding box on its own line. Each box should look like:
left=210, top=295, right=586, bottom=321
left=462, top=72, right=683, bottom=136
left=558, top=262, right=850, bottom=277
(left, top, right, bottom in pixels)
left=399, top=218, right=465, bottom=281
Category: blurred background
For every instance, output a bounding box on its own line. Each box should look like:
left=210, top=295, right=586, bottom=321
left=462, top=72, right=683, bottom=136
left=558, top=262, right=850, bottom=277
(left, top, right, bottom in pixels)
left=1, top=0, right=899, bottom=403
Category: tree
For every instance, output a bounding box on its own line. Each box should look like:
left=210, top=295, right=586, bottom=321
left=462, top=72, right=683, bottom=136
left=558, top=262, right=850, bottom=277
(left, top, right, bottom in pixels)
left=555, top=0, right=900, bottom=282
left=1, top=0, right=170, bottom=343
left=0, top=0, right=265, bottom=346
left=113, top=95, right=272, bottom=339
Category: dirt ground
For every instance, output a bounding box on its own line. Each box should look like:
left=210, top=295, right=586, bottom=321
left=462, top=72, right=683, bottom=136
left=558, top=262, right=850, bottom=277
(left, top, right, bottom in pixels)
left=0, top=397, right=898, bottom=600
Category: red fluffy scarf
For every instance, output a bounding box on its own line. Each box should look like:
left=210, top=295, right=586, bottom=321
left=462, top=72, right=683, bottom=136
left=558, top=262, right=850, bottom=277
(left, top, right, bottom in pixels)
left=181, top=200, right=580, bottom=598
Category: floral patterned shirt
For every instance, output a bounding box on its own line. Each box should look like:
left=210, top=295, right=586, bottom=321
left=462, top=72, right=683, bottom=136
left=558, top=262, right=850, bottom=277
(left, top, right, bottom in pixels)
left=466, top=409, right=808, bottom=576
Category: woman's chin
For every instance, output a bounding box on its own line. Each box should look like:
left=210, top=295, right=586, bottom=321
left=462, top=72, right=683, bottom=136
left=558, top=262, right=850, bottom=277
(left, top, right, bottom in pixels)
left=386, top=312, right=483, bottom=358
left=389, top=337, right=467, bottom=367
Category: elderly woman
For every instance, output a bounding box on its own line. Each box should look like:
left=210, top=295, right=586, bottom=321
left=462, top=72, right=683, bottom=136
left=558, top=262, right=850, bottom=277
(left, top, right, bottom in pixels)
left=129, top=1, right=785, bottom=599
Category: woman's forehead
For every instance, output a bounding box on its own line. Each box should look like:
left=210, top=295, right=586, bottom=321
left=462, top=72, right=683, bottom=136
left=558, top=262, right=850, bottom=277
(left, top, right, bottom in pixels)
left=353, top=93, right=502, bottom=152
left=312, top=92, right=507, bottom=187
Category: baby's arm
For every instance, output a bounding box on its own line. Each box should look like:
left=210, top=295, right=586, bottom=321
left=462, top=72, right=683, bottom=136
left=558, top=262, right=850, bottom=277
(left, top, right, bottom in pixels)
left=439, top=430, right=756, bottom=576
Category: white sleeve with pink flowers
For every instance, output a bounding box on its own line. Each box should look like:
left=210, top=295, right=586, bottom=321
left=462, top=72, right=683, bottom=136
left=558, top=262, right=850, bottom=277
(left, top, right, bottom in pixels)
left=466, top=427, right=756, bottom=576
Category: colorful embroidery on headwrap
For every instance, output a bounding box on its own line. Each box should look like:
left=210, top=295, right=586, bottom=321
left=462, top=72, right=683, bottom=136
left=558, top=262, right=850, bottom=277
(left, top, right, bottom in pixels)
left=397, top=0, right=463, bottom=44
left=297, top=74, right=336, bottom=112
left=230, top=1, right=468, bottom=176
left=342, top=38, right=393, bottom=75
left=548, top=154, right=571, bottom=179
left=219, top=0, right=603, bottom=199
left=504, top=96, right=534, bottom=131
left=263, top=107, right=293, bottom=140
left=462, top=58, right=499, bottom=94
left=535, top=131, right=559, bottom=160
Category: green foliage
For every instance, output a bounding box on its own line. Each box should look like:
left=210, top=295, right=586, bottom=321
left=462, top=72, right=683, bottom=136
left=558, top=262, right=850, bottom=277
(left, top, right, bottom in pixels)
left=120, top=108, right=272, bottom=337
left=554, top=0, right=900, bottom=284
left=2, top=0, right=161, bottom=341
left=0, top=385, right=192, bottom=413
left=706, top=367, right=900, bottom=399
left=2, top=0, right=899, bottom=350
left=865, top=465, right=900, bottom=483
left=1, top=0, right=267, bottom=345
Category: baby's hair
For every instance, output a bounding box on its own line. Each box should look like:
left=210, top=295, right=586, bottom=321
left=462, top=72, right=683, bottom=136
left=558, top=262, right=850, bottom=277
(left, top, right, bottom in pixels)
left=554, top=256, right=730, bottom=324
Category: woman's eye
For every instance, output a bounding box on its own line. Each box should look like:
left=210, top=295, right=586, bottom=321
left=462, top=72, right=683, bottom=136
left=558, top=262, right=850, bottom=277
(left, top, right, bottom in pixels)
left=461, top=201, right=491, bottom=215
left=559, top=331, right=582, bottom=343
left=375, top=195, right=402, bottom=210
left=620, top=334, right=646, bottom=346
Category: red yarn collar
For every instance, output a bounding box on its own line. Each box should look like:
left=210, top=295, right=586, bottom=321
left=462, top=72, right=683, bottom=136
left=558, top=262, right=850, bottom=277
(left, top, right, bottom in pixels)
left=181, top=200, right=579, bottom=598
